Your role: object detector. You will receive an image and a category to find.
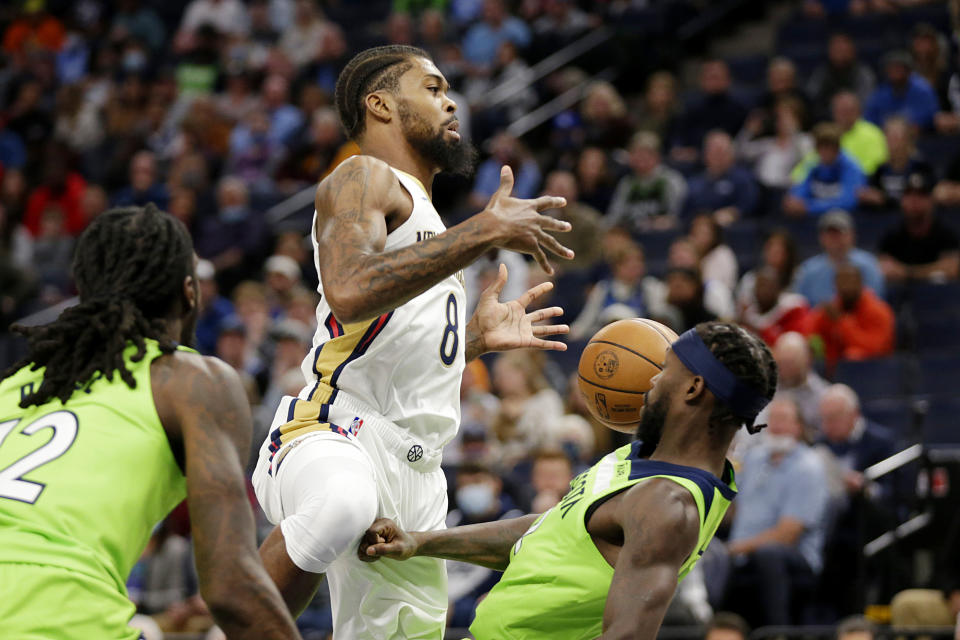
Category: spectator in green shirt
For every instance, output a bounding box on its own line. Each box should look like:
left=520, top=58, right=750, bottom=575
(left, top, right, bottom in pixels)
left=793, top=91, right=887, bottom=181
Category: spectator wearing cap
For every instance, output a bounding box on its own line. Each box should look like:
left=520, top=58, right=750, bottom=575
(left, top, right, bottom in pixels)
left=738, top=266, right=809, bottom=348
left=805, top=262, right=895, bottom=371
left=783, top=124, right=865, bottom=218
left=263, top=254, right=303, bottom=318
left=794, top=210, right=885, bottom=307
left=255, top=317, right=314, bottom=445
left=683, top=130, right=758, bottom=226
left=194, top=259, right=234, bottom=356
left=879, top=171, right=960, bottom=283
left=215, top=314, right=260, bottom=404
left=716, top=397, right=830, bottom=626
left=606, top=131, right=687, bottom=234
left=859, top=116, right=935, bottom=210
left=865, top=51, right=938, bottom=131
left=806, top=33, right=876, bottom=122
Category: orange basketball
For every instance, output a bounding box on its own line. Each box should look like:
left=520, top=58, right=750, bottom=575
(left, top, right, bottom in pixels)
left=577, top=318, right=679, bottom=433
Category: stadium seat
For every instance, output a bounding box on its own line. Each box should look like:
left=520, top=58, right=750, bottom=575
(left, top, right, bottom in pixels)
left=725, top=55, right=769, bottom=89
left=636, top=229, right=681, bottom=266
left=914, top=313, right=960, bottom=352
left=916, top=352, right=960, bottom=399
left=922, top=397, right=960, bottom=446
left=723, top=220, right=761, bottom=275
left=835, top=355, right=913, bottom=401
left=908, top=281, right=960, bottom=316
left=862, top=398, right=917, bottom=443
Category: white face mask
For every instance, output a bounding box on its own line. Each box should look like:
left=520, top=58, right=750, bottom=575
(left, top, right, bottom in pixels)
left=456, top=483, right=496, bottom=517
left=764, top=433, right=796, bottom=454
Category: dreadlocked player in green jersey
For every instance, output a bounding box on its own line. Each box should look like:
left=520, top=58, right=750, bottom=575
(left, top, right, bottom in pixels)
left=360, top=322, right=777, bottom=640
left=0, top=205, right=300, bottom=639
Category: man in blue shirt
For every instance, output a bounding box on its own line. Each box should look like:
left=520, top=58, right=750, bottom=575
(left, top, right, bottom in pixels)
left=784, top=123, right=865, bottom=217
left=461, top=0, right=531, bottom=68
left=794, top=209, right=885, bottom=306
left=110, top=150, right=170, bottom=210
left=721, top=397, right=830, bottom=625
left=683, top=130, right=758, bottom=224
left=865, top=51, right=939, bottom=131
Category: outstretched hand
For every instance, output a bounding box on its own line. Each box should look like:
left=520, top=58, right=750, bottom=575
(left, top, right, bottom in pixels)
left=465, top=263, right=569, bottom=361
left=358, top=518, right=418, bottom=562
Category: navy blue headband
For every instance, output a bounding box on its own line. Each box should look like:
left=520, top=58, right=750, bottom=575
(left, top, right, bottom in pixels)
left=671, top=329, right=770, bottom=426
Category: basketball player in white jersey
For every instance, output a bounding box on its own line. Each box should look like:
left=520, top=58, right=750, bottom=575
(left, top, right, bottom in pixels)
left=252, top=45, right=575, bottom=638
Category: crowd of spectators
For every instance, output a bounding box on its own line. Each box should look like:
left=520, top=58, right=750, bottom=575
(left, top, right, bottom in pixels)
left=1, top=0, right=959, bottom=638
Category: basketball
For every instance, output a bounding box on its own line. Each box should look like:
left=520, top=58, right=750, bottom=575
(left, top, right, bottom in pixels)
left=577, top=318, right=679, bottom=432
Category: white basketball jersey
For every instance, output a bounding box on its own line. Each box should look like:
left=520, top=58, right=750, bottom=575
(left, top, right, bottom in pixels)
left=299, top=166, right=467, bottom=451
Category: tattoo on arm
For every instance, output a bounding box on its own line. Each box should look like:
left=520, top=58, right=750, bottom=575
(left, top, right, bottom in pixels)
left=317, top=158, right=494, bottom=322
left=415, top=514, right=539, bottom=571
left=168, top=357, right=301, bottom=640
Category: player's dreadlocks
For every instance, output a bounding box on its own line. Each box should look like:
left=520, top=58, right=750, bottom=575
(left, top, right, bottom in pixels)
left=695, top=322, right=778, bottom=434
left=4, top=204, right=194, bottom=408
left=334, top=45, right=430, bottom=140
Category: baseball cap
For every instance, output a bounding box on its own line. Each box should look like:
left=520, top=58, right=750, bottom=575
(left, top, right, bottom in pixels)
left=196, top=259, right=215, bottom=281
left=269, top=318, right=313, bottom=344
left=903, top=170, right=934, bottom=195
left=218, top=314, right=246, bottom=336
left=265, top=255, right=301, bottom=281
left=818, top=209, right=854, bottom=232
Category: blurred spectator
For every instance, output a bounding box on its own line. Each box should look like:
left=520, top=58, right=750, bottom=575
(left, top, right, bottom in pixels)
left=879, top=171, right=960, bottom=283
left=704, top=612, right=751, bottom=640
left=865, top=51, right=938, bottom=131
left=754, top=57, right=812, bottom=136
left=683, top=130, right=758, bottom=225
left=795, top=210, right=885, bottom=306
left=531, top=0, right=593, bottom=45
left=670, top=60, right=748, bottom=165
left=215, top=314, right=260, bottom=406
left=817, top=386, right=897, bottom=617
left=464, top=41, right=536, bottom=127
left=541, top=169, right=604, bottom=274
left=859, top=116, right=934, bottom=209
left=446, top=359, right=501, bottom=466
left=263, top=254, right=302, bottom=317
left=0, top=202, right=36, bottom=325
left=910, top=23, right=951, bottom=111
left=23, top=151, right=87, bottom=237
left=275, top=106, right=344, bottom=191
left=738, top=266, right=810, bottom=347
left=669, top=237, right=735, bottom=320
left=831, top=91, right=887, bottom=177
left=446, top=462, right=524, bottom=628
left=890, top=583, right=960, bottom=627
left=580, top=81, right=634, bottom=150
left=807, top=33, right=877, bottom=121
left=259, top=74, right=303, bottom=146
left=112, top=0, right=166, bottom=54
left=463, top=250, right=529, bottom=316
left=491, top=350, right=566, bottom=466
left=736, top=229, right=799, bottom=314
left=688, top=213, right=739, bottom=291
left=194, top=176, right=270, bottom=291
left=2, top=1, right=65, bottom=57
left=226, top=108, right=282, bottom=194
left=720, top=397, right=830, bottom=626
left=215, top=71, right=261, bottom=125
left=805, top=262, right=895, bottom=371
left=31, top=204, right=74, bottom=297
left=279, top=0, right=345, bottom=70
left=461, top=0, right=531, bottom=69
left=635, top=71, right=680, bottom=146
left=6, top=78, right=54, bottom=172
left=783, top=124, right=865, bottom=218
left=195, top=259, right=234, bottom=356
left=527, top=449, right=574, bottom=513
left=174, top=25, right=221, bottom=95
left=255, top=317, right=312, bottom=439
left=736, top=97, right=813, bottom=190
left=606, top=131, right=687, bottom=234
left=112, top=150, right=169, bottom=210
left=470, top=132, right=540, bottom=209
left=835, top=616, right=878, bottom=640
left=773, top=331, right=829, bottom=434
left=570, top=240, right=675, bottom=340
left=935, top=149, right=960, bottom=207
left=576, top=146, right=617, bottom=213
left=52, top=83, right=104, bottom=154
left=0, top=125, right=27, bottom=173
left=665, top=267, right=718, bottom=332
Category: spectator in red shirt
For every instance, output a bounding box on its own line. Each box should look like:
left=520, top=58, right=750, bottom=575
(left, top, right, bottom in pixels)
left=2, top=1, right=65, bottom=58
left=805, top=262, right=894, bottom=371
left=22, top=153, right=87, bottom=237
left=738, top=266, right=809, bottom=347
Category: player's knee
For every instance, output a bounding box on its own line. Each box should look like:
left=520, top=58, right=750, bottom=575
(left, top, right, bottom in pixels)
left=281, top=461, right=378, bottom=573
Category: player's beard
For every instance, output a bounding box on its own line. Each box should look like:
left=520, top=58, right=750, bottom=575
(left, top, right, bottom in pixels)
left=634, top=392, right=669, bottom=457
left=398, top=100, right=477, bottom=178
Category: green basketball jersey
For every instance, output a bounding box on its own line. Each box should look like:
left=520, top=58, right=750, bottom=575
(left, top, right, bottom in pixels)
left=470, top=441, right=737, bottom=640
left=0, top=340, right=187, bottom=611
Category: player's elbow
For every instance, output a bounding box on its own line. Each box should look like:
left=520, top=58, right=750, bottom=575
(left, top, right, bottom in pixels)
left=323, top=286, right=370, bottom=324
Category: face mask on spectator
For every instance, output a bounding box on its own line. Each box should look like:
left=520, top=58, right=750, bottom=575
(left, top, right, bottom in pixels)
left=457, top=483, right=495, bottom=517
left=123, top=50, right=147, bottom=73
left=763, top=433, right=796, bottom=455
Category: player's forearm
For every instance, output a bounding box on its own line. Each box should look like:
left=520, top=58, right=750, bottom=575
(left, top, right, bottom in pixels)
left=412, top=514, right=538, bottom=571
left=324, top=214, right=497, bottom=323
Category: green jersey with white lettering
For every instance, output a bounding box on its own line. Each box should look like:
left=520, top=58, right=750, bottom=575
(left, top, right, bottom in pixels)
left=471, top=441, right=737, bottom=640
left=0, top=340, right=188, bottom=638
